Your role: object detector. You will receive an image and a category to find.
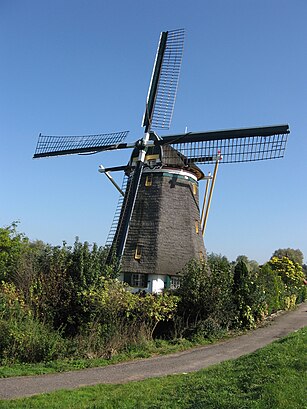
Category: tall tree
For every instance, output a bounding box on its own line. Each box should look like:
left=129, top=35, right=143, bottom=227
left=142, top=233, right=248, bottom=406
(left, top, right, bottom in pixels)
left=272, top=248, right=304, bottom=265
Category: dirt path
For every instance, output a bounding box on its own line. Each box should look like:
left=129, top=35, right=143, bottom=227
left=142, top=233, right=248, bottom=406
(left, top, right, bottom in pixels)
left=1, top=302, right=306, bottom=400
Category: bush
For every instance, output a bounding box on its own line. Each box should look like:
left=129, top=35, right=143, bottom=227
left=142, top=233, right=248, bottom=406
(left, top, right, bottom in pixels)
left=232, top=260, right=265, bottom=328
left=0, top=282, right=67, bottom=363
left=268, top=256, right=306, bottom=309
left=257, top=264, right=286, bottom=314
left=1, top=223, right=306, bottom=365
left=0, top=222, right=29, bottom=282
left=77, top=278, right=179, bottom=358
left=190, top=317, right=223, bottom=341
left=206, top=253, right=236, bottom=329
left=2, top=316, right=67, bottom=364
left=175, top=257, right=235, bottom=338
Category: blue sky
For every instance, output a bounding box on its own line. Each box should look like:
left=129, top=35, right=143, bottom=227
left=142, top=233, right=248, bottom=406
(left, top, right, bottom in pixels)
left=1, top=0, right=306, bottom=263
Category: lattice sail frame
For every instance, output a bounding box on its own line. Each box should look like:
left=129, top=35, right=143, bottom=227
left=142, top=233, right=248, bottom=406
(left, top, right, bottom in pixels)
left=169, top=133, right=288, bottom=164
left=143, top=29, right=184, bottom=131
left=159, top=125, right=289, bottom=164
left=33, top=131, right=129, bottom=158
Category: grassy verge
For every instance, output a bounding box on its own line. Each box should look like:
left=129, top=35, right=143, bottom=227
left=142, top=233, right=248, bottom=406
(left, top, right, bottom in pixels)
left=0, top=336, right=218, bottom=378
left=0, top=327, right=306, bottom=408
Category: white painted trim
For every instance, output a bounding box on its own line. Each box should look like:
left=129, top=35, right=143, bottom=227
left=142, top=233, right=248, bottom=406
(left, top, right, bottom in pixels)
left=143, top=167, right=198, bottom=181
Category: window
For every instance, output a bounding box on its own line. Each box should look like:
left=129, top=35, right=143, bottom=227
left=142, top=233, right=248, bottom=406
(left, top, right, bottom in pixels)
left=170, top=276, right=181, bottom=290
left=145, top=174, right=153, bottom=187
left=199, top=251, right=204, bottom=261
left=134, top=245, right=142, bottom=260
left=195, top=220, right=199, bottom=234
left=192, top=183, right=198, bottom=195
left=131, top=273, right=147, bottom=288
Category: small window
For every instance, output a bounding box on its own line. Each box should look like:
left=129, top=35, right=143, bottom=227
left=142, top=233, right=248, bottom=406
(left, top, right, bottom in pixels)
left=199, top=251, right=204, bottom=261
left=195, top=220, right=199, bottom=234
left=170, top=276, right=181, bottom=290
left=131, top=273, right=147, bottom=288
left=192, top=183, right=198, bottom=195
left=145, top=174, right=153, bottom=187
left=134, top=245, right=142, bottom=260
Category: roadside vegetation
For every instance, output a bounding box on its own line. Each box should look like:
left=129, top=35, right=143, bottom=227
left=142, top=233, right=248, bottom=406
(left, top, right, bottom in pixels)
left=0, top=327, right=306, bottom=408
left=0, top=222, right=306, bottom=375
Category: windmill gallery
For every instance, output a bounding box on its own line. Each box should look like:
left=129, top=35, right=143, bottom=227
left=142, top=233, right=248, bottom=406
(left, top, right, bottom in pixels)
left=33, top=29, right=290, bottom=293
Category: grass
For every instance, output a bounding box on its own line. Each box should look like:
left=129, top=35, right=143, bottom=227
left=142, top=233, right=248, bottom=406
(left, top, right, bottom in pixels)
left=0, top=327, right=306, bottom=408
left=0, top=336, right=216, bottom=378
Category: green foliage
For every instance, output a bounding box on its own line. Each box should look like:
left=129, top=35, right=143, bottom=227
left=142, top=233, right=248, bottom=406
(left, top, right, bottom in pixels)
left=206, top=253, right=236, bottom=328
left=0, top=222, right=306, bottom=366
left=272, top=248, right=304, bottom=265
left=78, top=279, right=179, bottom=356
left=176, top=256, right=234, bottom=338
left=268, top=256, right=305, bottom=287
left=177, top=259, right=210, bottom=314
left=0, top=222, right=29, bottom=282
left=18, top=238, right=114, bottom=334
left=232, top=260, right=265, bottom=328
left=268, top=256, right=306, bottom=309
left=1, top=328, right=306, bottom=408
left=235, top=254, right=259, bottom=273
left=0, top=282, right=67, bottom=363
left=257, top=263, right=286, bottom=314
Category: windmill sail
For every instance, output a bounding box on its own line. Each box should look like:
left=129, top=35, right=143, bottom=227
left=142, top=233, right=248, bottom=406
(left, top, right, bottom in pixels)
left=115, top=29, right=185, bottom=260
left=33, top=131, right=129, bottom=158
left=107, top=165, right=144, bottom=261
left=32, top=27, right=291, bottom=291
left=142, top=29, right=184, bottom=131
left=158, top=124, right=289, bottom=164
left=105, top=174, right=129, bottom=248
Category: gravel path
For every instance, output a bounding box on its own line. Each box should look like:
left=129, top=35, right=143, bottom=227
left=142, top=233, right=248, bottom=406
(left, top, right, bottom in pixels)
left=0, top=302, right=306, bottom=400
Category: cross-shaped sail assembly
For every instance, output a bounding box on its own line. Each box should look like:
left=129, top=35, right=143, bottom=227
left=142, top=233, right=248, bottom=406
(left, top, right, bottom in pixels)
left=33, top=29, right=290, bottom=280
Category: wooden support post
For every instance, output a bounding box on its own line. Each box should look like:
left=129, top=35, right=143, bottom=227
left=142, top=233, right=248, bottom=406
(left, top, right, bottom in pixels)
left=202, top=152, right=222, bottom=237
left=200, top=173, right=211, bottom=228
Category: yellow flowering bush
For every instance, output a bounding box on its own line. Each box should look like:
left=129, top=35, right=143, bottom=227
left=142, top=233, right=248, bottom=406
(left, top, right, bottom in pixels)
left=268, top=257, right=305, bottom=286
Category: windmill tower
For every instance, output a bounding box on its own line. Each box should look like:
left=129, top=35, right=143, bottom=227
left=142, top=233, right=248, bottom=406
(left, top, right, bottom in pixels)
left=33, top=29, right=290, bottom=293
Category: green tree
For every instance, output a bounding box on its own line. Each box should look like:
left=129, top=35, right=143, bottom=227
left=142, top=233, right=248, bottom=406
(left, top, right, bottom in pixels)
left=257, top=263, right=285, bottom=314
left=206, top=253, right=236, bottom=328
left=234, top=255, right=259, bottom=273
left=177, top=260, right=210, bottom=321
left=272, top=248, right=304, bottom=266
left=0, top=222, right=29, bottom=282
left=176, top=257, right=235, bottom=338
left=268, top=256, right=306, bottom=308
left=232, top=260, right=264, bottom=328
left=268, top=256, right=305, bottom=287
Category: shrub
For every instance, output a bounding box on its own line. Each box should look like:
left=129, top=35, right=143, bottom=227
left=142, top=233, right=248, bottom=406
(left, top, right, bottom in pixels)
left=77, top=278, right=179, bottom=357
left=206, top=253, right=236, bottom=329
left=268, top=256, right=305, bottom=287
left=2, top=316, right=67, bottom=363
left=257, top=263, right=286, bottom=315
left=0, top=282, right=67, bottom=363
left=268, top=256, right=306, bottom=308
left=175, top=257, right=235, bottom=338
left=232, top=260, right=265, bottom=328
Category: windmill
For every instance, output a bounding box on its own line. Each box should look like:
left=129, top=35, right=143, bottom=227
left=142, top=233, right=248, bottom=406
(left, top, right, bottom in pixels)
left=33, top=29, right=290, bottom=293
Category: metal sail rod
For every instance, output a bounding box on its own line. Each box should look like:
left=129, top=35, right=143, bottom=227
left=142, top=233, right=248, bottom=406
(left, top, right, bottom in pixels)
left=33, top=143, right=130, bottom=158
left=159, top=124, right=290, bottom=145
left=116, top=132, right=150, bottom=259
left=143, top=32, right=168, bottom=132
left=103, top=165, right=128, bottom=173
left=98, top=165, right=125, bottom=196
